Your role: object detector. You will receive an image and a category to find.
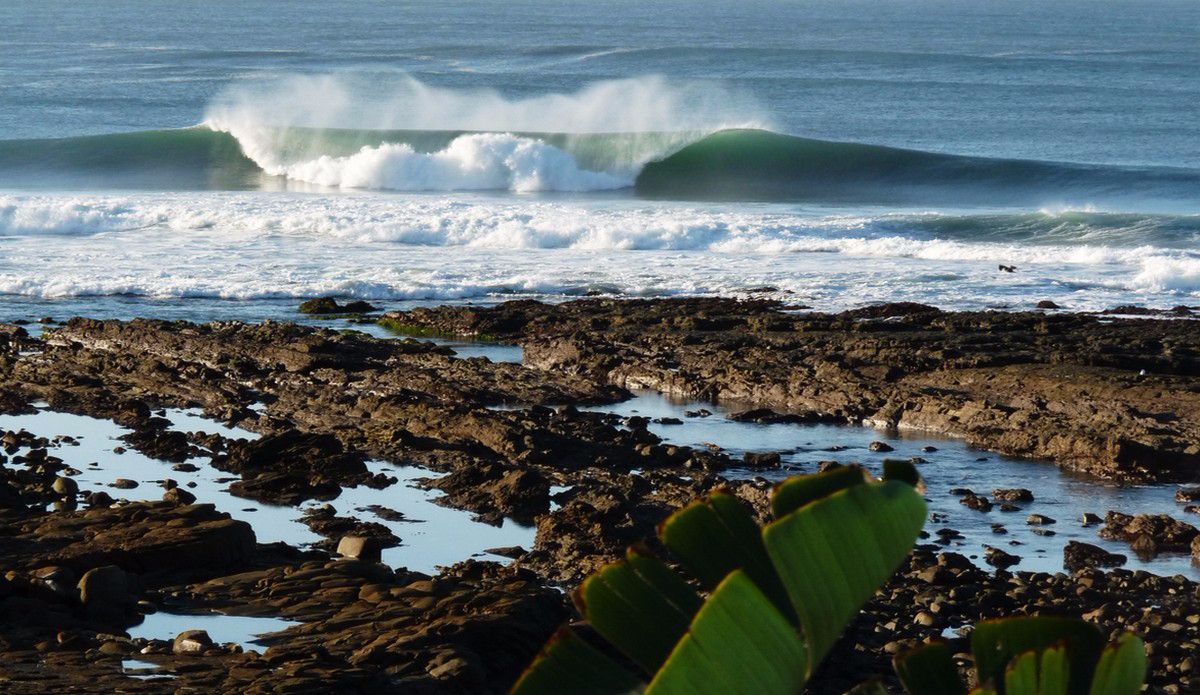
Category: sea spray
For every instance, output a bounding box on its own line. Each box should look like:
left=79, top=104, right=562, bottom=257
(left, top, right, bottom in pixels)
left=203, top=73, right=766, bottom=190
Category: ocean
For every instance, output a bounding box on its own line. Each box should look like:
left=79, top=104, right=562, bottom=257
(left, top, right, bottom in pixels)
left=1, top=0, right=1198, bottom=322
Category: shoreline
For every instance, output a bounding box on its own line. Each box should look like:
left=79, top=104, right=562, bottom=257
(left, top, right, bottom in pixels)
left=1, top=299, right=1198, bottom=692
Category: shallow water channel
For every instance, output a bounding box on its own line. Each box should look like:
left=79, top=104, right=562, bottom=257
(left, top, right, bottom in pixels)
left=0, top=404, right=534, bottom=648
left=589, top=390, right=1198, bottom=579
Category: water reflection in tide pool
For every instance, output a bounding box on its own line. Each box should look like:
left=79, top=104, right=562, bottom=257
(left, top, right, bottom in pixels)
left=127, top=612, right=300, bottom=647
left=586, top=390, right=1197, bottom=579
left=0, top=407, right=534, bottom=576
left=2, top=388, right=1194, bottom=586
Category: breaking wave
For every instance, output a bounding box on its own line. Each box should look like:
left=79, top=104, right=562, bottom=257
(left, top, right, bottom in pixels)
left=1, top=75, right=1198, bottom=207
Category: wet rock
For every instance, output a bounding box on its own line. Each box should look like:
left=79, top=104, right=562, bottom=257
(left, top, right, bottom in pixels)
left=51, top=476, right=78, bottom=496
left=85, top=491, right=114, bottom=509
left=742, top=451, right=781, bottom=468
left=1177, top=487, right=1200, bottom=503
left=173, top=629, right=213, bottom=655
left=24, top=501, right=257, bottom=578
left=1026, top=514, right=1056, bottom=525
left=120, top=426, right=197, bottom=462
left=110, top=479, right=138, bottom=489
left=959, top=494, right=993, bottom=512
left=984, top=546, right=1020, bottom=569
left=1063, top=541, right=1127, bottom=571
left=219, top=430, right=368, bottom=505
left=868, top=441, right=894, bottom=453
left=163, top=487, right=197, bottom=505
left=300, top=297, right=379, bottom=314
left=429, top=464, right=550, bottom=524
left=993, top=488, right=1034, bottom=502
left=726, top=408, right=831, bottom=424
left=1081, top=512, right=1103, bottom=526
left=1099, top=512, right=1199, bottom=555
left=336, top=536, right=384, bottom=563
left=76, top=565, right=128, bottom=605
left=298, top=297, right=342, bottom=314
left=1036, top=300, right=1061, bottom=309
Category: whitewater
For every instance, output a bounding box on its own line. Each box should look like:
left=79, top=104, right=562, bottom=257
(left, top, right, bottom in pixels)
left=0, top=0, right=1198, bottom=321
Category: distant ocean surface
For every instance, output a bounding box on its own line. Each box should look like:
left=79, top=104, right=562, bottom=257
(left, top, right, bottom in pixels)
left=1, top=0, right=1198, bottom=322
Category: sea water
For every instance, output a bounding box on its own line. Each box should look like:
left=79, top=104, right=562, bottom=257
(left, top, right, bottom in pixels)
left=0, top=0, right=1197, bottom=319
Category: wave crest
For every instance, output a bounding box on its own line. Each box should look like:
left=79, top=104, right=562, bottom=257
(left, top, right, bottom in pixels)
left=255, top=133, right=631, bottom=192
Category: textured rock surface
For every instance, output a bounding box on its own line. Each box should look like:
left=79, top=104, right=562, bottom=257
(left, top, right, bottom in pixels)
left=384, top=299, right=1200, bottom=481
left=2, top=303, right=1199, bottom=693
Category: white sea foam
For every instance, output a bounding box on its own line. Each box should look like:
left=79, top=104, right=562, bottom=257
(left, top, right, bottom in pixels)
left=0, top=193, right=1197, bottom=309
left=268, top=134, right=631, bottom=192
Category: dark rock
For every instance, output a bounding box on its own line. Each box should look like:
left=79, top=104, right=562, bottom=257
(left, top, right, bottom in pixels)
left=173, top=629, right=213, bottom=655
left=1099, top=512, right=1198, bottom=554
left=1177, top=487, right=1200, bottom=503
left=960, top=494, right=993, bottom=512
left=341, top=300, right=379, bottom=313
left=1036, top=301, right=1061, bottom=310
left=77, top=565, right=129, bottom=606
left=336, top=536, right=384, bottom=562
left=726, top=408, right=832, bottom=425
left=742, top=452, right=781, bottom=468
left=298, top=297, right=342, bottom=314
left=51, top=476, right=78, bottom=496
left=868, top=441, right=894, bottom=453
left=984, top=546, right=1020, bottom=568
left=85, top=491, right=114, bottom=508
left=993, top=488, right=1034, bottom=502
left=163, top=487, right=197, bottom=505
left=1026, top=514, right=1056, bottom=525
left=1063, top=541, right=1126, bottom=571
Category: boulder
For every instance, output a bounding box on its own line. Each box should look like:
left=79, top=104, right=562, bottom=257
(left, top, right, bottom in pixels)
left=992, top=488, right=1034, bottom=502
left=173, top=629, right=213, bottom=655
left=337, top=536, right=384, bottom=563
left=984, top=546, right=1020, bottom=569
left=52, top=476, right=78, bottom=496
left=1099, top=512, right=1198, bottom=553
left=298, top=297, right=342, bottom=314
left=1063, top=541, right=1126, bottom=571
left=77, top=565, right=129, bottom=605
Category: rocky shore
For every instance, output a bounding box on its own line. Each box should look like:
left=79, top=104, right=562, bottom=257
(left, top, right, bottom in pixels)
left=1, top=299, right=1198, bottom=693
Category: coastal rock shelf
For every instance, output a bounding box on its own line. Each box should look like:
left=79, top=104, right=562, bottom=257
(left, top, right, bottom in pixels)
left=1, top=300, right=1199, bottom=693
left=384, top=298, right=1200, bottom=482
